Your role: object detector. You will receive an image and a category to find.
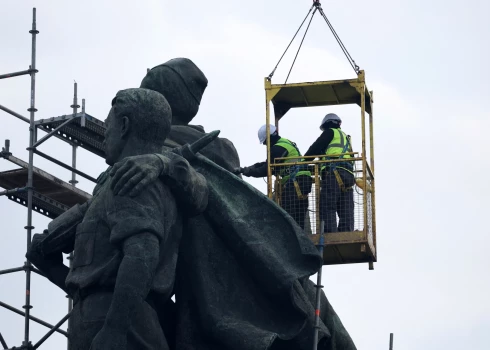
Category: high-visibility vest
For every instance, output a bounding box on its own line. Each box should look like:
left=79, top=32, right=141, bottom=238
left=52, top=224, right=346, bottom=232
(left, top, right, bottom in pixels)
left=322, top=128, right=353, bottom=173
left=274, top=138, right=311, bottom=184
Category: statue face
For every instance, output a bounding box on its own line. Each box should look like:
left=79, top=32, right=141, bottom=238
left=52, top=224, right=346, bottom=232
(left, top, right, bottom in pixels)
left=103, top=108, right=125, bottom=166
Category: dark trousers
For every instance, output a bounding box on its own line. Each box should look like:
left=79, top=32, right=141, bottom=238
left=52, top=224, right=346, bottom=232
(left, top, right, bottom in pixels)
left=70, top=291, right=167, bottom=350
left=320, top=169, right=355, bottom=233
left=281, top=175, right=313, bottom=230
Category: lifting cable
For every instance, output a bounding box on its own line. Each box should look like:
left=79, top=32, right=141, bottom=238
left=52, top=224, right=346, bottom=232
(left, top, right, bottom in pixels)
left=316, top=5, right=360, bottom=74
left=285, top=6, right=317, bottom=84
left=267, top=3, right=316, bottom=81
left=267, top=0, right=360, bottom=82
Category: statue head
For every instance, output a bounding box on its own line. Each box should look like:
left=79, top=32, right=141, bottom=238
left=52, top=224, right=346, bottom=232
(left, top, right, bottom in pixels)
left=140, top=58, right=208, bottom=125
left=104, top=88, right=172, bottom=166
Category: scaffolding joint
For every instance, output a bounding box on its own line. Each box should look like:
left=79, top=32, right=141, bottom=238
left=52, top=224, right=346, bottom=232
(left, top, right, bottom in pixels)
left=0, top=187, right=29, bottom=197
left=20, top=340, right=34, bottom=349
left=22, top=261, right=32, bottom=273
left=1, top=140, right=12, bottom=158
left=0, top=150, right=11, bottom=159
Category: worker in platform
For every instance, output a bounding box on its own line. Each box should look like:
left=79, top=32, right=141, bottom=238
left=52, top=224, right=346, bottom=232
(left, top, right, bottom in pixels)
left=237, top=124, right=313, bottom=230
left=304, top=113, right=355, bottom=233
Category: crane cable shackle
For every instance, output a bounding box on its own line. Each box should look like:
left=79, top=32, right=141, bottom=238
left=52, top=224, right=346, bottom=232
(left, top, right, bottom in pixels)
left=267, top=0, right=360, bottom=81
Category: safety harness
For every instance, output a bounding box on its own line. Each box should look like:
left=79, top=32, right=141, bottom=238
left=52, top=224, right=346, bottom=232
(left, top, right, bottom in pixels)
left=276, top=139, right=311, bottom=200
left=325, top=133, right=354, bottom=193
left=288, top=165, right=310, bottom=200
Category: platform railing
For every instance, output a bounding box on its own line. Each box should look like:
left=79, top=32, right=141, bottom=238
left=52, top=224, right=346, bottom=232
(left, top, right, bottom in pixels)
left=269, top=154, right=375, bottom=256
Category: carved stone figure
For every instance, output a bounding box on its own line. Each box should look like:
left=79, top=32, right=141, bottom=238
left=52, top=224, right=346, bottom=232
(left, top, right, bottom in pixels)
left=109, top=59, right=357, bottom=350
left=27, top=58, right=357, bottom=350
left=29, top=88, right=209, bottom=350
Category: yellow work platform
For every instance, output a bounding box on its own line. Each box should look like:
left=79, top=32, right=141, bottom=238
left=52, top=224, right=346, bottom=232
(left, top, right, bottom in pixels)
left=264, top=70, right=376, bottom=269
left=309, top=231, right=376, bottom=265
left=266, top=71, right=372, bottom=120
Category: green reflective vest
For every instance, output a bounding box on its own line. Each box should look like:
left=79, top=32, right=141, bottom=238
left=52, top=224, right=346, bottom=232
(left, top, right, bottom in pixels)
left=275, top=138, right=311, bottom=184
left=322, top=128, right=353, bottom=173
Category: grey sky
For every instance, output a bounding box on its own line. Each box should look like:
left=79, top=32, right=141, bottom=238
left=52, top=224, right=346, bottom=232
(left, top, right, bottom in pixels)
left=1, top=0, right=489, bottom=349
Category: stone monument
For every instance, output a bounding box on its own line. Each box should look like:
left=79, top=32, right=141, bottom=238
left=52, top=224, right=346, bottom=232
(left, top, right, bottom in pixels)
left=27, top=59, right=357, bottom=350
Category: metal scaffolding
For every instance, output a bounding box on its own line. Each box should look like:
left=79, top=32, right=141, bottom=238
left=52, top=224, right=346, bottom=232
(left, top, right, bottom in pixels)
left=0, top=8, right=106, bottom=349
left=0, top=6, right=378, bottom=350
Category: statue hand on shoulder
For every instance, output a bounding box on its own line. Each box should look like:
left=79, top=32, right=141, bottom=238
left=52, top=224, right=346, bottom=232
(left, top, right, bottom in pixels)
left=110, top=154, right=165, bottom=197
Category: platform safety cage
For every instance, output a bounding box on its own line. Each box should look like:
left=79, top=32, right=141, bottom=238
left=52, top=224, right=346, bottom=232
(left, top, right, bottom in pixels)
left=270, top=156, right=375, bottom=258
left=264, top=71, right=377, bottom=266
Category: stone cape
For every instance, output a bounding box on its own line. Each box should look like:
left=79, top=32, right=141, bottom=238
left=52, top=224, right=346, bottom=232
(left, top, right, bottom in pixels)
left=162, top=125, right=357, bottom=350
left=165, top=124, right=240, bottom=172
left=46, top=123, right=357, bottom=350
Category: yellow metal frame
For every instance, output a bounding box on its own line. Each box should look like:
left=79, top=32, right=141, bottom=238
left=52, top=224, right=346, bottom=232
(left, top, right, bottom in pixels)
left=264, top=71, right=376, bottom=267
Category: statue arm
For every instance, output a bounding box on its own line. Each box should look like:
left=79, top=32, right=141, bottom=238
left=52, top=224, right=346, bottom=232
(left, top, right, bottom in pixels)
left=154, top=152, right=208, bottom=216
left=43, top=200, right=91, bottom=254
left=240, top=146, right=287, bottom=177
left=26, top=201, right=91, bottom=294
left=304, top=129, right=334, bottom=157
left=91, top=181, right=172, bottom=349
left=40, top=257, right=71, bottom=295
left=101, top=232, right=159, bottom=334
left=26, top=231, right=71, bottom=294
left=110, top=152, right=208, bottom=217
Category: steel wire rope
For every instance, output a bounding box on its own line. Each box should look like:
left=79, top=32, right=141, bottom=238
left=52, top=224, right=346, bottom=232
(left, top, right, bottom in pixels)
left=317, top=6, right=360, bottom=74
left=267, top=3, right=316, bottom=80
left=285, top=7, right=318, bottom=83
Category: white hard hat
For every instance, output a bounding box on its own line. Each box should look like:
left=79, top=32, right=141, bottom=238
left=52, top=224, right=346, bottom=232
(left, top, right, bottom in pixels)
left=320, top=113, right=342, bottom=130
left=258, top=124, right=277, bottom=144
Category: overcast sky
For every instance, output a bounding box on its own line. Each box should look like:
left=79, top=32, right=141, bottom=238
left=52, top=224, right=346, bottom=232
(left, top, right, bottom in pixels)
left=1, top=1, right=489, bottom=349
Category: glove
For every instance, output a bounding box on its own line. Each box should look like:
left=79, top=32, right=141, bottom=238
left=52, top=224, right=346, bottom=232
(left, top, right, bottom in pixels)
left=241, top=167, right=252, bottom=177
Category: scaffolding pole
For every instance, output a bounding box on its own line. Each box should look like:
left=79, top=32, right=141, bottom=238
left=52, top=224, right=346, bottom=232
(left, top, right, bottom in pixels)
left=0, top=105, right=30, bottom=123
left=0, top=8, right=101, bottom=349
left=0, top=301, right=68, bottom=337
left=0, top=332, right=8, bottom=349
left=312, top=163, right=325, bottom=350
left=66, top=81, right=80, bottom=350
left=0, top=69, right=37, bottom=80
left=32, top=311, right=72, bottom=350
left=22, top=8, right=39, bottom=348
left=69, top=81, right=79, bottom=186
